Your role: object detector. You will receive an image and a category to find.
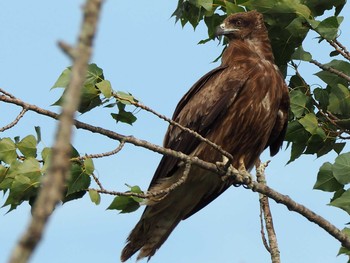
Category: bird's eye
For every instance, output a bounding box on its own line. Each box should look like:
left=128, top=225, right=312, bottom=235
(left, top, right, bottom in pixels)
left=231, top=19, right=243, bottom=27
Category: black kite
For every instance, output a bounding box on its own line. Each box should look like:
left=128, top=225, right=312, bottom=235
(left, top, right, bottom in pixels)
left=121, top=10, right=290, bottom=261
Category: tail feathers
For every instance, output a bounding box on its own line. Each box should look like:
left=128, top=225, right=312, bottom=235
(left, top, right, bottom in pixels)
left=120, top=214, right=181, bottom=262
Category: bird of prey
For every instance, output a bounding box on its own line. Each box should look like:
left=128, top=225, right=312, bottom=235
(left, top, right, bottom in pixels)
left=121, top=10, right=290, bottom=261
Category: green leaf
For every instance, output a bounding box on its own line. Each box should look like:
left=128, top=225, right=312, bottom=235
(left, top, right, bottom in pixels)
left=0, top=138, right=17, bottom=164
left=314, top=162, right=342, bottom=192
left=334, top=142, right=346, bottom=154
left=116, top=91, right=137, bottom=105
left=338, top=228, right=350, bottom=256
left=34, top=126, right=41, bottom=143
left=88, top=189, right=101, bottom=205
left=291, top=46, right=312, bottom=61
left=313, top=88, right=329, bottom=111
left=111, top=111, right=137, bottom=125
left=327, top=84, right=350, bottom=117
left=287, top=142, right=305, bottom=164
left=330, top=189, right=350, bottom=215
left=299, top=113, right=319, bottom=135
left=17, top=135, right=37, bottom=158
left=285, top=120, right=310, bottom=143
left=290, top=90, right=308, bottom=118
left=78, top=84, right=102, bottom=113
left=66, top=164, right=91, bottom=196
left=197, top=0, right=213, bottom=11
left=0, top=161, right=21, bottom=190
left=84, top=158, right=94, bottom=175
left=335, top=119, right=350, bottom=130
left=2, top=159, right=41, bottom=211
left=96, top=80, right=112, bottom=98
left=107, top=196, right=140, bottom=213
left=126, top=184, right=144, bottom=203
left=0, top=165, right=8, bottom=185
left=52, top=68, right=71, bottom=89
left=333, top=153, right=350, bottom=185
left=224, top=2, right=245, bottom=14
left=17, top=158, right=41, bottom=182
left=315, top=60, right=350, bottom=89
left=41, top=147, right=52, bottom=173
left=85, top=63, right=103, bottom=85
left=315, top=16, right=343, bottom=40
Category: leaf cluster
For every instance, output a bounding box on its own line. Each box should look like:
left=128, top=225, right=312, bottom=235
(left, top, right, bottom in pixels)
left=52, top=63, right=138, bottom=125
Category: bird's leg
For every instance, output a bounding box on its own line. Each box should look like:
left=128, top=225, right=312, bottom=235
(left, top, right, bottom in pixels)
left=238, top=156, right=253, bottom=187
left=216, top=155, right=231, bottom=175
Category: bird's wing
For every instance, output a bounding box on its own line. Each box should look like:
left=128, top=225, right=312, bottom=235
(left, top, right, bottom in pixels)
left=149, top=64, right=250, bottom=187
left=267, top=83, right=290, bottom=156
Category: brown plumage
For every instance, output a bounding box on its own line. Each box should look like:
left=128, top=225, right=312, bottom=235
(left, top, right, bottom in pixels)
left=121, top=10, right=290, bottom=261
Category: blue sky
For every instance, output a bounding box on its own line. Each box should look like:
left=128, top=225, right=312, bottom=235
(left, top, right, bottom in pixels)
left=1, top=1, right=350, bottom=263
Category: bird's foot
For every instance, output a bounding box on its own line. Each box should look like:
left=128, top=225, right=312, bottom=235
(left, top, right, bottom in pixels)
left=238, top=157, right=253, bottom=188
left=216, top=155, right=230, bottom=172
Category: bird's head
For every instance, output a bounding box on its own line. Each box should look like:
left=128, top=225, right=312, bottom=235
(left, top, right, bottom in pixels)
left=215, top=11, right=265, bottom=40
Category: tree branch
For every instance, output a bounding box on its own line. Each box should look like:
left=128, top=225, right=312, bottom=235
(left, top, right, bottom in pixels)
left=256, top=160, right=280, bottom=263
left=7, top=1, right=104, bottom=263
left=0, top=108, right=27, bottom=132
left=309, top=59, right=350, bottom=83
left=113, top=93, right=234, bottom=163
left=2, top=88, right=350, bottom=254
left=327, top=39, right=350, bottom=61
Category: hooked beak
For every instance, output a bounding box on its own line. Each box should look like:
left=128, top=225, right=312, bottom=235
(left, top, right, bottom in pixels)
left=215, top=23, right=239, bottom=38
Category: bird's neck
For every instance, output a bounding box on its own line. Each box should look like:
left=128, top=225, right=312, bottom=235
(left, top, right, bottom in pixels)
left=221, top=36, right=275, bottom=66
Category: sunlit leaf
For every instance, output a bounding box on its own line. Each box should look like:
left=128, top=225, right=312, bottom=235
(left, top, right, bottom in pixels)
left=0, top=138, right=17, bottom=164
left=88, top=189, right=101, bottom=205
left=17, top=135, right=37, bottom=158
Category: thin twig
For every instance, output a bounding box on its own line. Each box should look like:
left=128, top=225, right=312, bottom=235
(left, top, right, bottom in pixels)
left=256, top=160, right=280, bottom=263
left=113, top=93, right=234, bottom=162
left=310, top=59, right=350, bottom=83
left=72, top=141, right=126, bottom=161
left=327, top=39, right=350, bottom=61
left=89, top=160, right=192, bottom=200
left=0, top=108, right=28, bottom=132
left=0, top=88, right=15, bottom=98
left=91, top=173, right=105, bottom=191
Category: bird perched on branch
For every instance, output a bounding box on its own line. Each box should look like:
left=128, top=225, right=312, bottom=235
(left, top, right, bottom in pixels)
left=121, top=10, right=290, bottom=261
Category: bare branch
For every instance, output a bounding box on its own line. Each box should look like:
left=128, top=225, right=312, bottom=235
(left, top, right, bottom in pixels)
left=0, top=108, right=27, bottom=132
left=72, top=141, right=126, bottom=161
left=8, top=0, right=104, bottom=263
left=251, top=182, right=350, bottom=250
left=2, top=87, right=350, bottom=253
left=0, top=88, right=15, bottom=98
left=310, top=59, right=350, bottom=82
left=114, top=93, right=234, bottom=163
left=256, top=160, right=280, bottom=263
left=327, top=39, right=350, bottom=61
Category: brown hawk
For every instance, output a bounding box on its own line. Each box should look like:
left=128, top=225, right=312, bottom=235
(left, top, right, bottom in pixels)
left=121, top=10, right=290, bottom=261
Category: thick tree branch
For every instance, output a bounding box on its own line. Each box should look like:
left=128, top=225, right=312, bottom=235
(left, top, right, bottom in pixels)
left=2, top=90, right=350, bottom=253
left=7, top=1, right=103, bottom=263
